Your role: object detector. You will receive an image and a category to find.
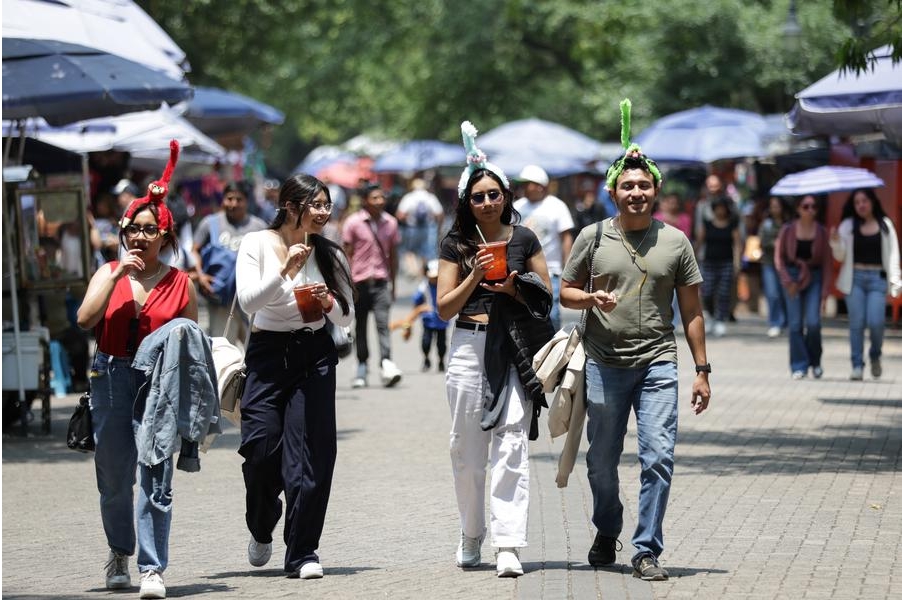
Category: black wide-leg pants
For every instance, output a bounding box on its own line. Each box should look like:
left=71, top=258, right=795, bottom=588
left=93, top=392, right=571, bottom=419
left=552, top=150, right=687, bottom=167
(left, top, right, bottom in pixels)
left=238, top=327, right=337, bottom=572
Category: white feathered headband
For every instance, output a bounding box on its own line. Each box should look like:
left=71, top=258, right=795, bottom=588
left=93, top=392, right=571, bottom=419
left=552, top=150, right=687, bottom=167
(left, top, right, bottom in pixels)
left=457, top=120, right=509, bottom=199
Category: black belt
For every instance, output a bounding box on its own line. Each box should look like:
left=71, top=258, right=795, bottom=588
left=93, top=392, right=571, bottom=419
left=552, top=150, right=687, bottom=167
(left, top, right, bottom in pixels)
left=456, top=321, right=488, bottom=332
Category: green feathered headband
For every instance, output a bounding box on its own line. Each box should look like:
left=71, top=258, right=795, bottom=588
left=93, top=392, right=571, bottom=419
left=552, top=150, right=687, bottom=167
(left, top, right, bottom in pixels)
left=605, top=99, right=662, bottom=190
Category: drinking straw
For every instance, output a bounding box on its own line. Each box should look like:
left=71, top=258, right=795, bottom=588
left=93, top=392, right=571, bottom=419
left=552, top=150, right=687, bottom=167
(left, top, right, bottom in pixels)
left=474, top=225, right=488, bottom=244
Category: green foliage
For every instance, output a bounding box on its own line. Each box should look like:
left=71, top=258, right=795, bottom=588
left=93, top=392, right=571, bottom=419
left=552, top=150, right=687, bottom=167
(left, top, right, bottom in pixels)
left=138, top=0, right=860, bottom=173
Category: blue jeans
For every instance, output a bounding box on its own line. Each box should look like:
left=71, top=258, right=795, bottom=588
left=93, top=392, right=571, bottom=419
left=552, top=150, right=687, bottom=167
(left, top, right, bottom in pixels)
left=846, top=269, right=888, bottom=368
left=89, top=352, right=173, bottom=573
left=761, top=264, right=787, bottom=329
left=785, top=266, right=823, bottom=373
left=584, top=359, right=678, bottom=560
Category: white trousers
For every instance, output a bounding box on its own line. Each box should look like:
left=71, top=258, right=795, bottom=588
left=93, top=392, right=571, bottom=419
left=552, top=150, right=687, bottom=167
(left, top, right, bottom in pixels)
left=446, top=327, right=531, bottom=547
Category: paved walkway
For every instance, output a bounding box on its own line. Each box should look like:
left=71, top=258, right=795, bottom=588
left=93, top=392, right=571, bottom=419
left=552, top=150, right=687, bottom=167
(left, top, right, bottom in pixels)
left=3, top=292, right=901, bottom=599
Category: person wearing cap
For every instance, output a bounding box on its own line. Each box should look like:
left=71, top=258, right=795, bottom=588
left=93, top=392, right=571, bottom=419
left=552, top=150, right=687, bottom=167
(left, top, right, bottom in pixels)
left=513, top=164, right=575, bottom=330
left=561, top=100, right=711, bottom=582
left=342, top=183, right=404, bottom=388
left=113, top=179, right=141, bottom=216
left=77, top=141, right=199, bottom=600
left=394, top=259, right=449, bottom=371
left=437, top=121, right=554, bottom=578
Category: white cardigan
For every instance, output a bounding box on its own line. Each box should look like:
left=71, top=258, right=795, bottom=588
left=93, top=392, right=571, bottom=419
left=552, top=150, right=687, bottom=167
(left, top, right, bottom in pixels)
left=829, top=217, right=902, bottom=298
left=235, top=230, right=355, bottom=331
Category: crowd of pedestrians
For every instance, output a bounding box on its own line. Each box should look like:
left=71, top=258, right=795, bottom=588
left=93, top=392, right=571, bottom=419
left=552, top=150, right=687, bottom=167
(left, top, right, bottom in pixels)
left=66, top=102, right=900, bottom=599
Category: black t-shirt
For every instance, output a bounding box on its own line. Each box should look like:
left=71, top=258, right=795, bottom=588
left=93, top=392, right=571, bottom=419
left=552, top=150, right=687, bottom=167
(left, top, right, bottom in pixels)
left=439, top=225, right=542, bottom=316
left=853, top=228, right=881, bottom=265
left=704, top=219, right=736, bottom=263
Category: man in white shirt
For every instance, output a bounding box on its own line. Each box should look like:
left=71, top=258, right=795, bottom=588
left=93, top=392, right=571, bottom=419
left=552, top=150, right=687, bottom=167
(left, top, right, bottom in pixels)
left=513, top=165, right=574, bottom=329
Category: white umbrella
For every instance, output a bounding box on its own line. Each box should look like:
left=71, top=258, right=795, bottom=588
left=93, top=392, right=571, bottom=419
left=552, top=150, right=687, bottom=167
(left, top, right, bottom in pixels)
left=2, top=107, right=225, bottom=158
left=2, top=0, right=188, bottom=79
left=787, top=45, right=902, bottom=145
left=769, top=166, right=884, bottom=196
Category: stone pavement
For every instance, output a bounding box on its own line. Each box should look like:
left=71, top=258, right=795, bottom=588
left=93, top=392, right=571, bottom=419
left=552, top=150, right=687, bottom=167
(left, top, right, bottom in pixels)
left=3, top=290, right=902, bottom=599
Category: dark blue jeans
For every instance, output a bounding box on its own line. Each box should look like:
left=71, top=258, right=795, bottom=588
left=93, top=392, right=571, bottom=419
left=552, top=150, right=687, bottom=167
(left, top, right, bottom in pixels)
left=239, top=327, right=338, bottom=572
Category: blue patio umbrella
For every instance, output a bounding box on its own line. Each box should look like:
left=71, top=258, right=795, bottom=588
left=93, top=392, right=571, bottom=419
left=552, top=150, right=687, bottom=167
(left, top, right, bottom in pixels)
left=634, top=105, right=767, bottom=163
left=2, top=38, right=193, bottom=126
left=371, top=140, right=464, bottom=172
left=185, top=86, right=285, bottom=137
left=787, top=46, right=902, bottom=146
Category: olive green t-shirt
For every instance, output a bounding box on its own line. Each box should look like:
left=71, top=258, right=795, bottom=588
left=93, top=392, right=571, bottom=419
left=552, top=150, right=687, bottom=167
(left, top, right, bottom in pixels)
left=561, top=218, right=702, bottom=368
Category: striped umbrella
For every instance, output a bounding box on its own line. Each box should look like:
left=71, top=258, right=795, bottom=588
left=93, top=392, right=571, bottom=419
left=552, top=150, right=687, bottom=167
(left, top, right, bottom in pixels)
left=769, top=166, right=884, bottom=196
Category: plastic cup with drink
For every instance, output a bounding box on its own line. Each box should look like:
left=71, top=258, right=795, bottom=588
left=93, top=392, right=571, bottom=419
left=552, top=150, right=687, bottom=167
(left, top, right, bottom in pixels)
left=475, top=225, right=507, bottom=281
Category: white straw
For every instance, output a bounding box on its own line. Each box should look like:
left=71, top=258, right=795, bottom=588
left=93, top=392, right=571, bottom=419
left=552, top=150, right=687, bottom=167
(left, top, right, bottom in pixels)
left=474, top=225, right=488, bottom=244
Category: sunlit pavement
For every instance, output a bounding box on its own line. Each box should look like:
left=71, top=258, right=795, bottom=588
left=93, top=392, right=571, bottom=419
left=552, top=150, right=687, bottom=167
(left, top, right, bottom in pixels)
left=4, top=284, right=901, bottom=599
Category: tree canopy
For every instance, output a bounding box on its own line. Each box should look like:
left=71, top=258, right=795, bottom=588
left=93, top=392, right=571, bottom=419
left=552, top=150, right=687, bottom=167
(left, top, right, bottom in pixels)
left=138, top=0, right=895, bottom=173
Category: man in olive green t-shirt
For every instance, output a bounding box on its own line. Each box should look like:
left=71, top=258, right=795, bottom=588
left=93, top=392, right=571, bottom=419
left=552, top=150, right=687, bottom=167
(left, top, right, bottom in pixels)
left=561, top=148, right=711, bottom=582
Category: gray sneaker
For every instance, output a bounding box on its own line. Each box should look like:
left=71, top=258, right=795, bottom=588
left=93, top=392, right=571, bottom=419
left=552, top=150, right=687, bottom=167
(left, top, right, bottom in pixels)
left=248, top=537, right=272, bottom=567
left=871, top=359, right=882, bottom=379
left=850, top=367, right=864, bottom=381
left=633, top=554, right=668, bottom=581
left=105, top=551, right=131, bottom=590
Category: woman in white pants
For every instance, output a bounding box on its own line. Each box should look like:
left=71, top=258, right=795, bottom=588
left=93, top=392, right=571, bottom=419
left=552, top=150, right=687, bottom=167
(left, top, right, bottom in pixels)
left=436, top=122, right=551, bottom=578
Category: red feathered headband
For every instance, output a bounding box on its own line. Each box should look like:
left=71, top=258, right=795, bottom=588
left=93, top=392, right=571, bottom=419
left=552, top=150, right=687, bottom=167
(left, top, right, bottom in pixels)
left=119, top=140, right=180, bottom=232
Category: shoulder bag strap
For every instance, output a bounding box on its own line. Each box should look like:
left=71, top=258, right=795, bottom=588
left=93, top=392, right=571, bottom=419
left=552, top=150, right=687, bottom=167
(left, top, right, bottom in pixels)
left=578, top=220, right=603, bottom=333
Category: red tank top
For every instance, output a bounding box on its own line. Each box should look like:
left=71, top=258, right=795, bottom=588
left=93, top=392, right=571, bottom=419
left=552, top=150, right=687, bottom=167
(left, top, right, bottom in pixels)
left=95, top=263, right=190, bottom=357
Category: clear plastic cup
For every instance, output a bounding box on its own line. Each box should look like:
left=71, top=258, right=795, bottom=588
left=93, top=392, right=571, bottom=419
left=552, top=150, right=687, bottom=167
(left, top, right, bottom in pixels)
left=479, top=240, right=508, bottom=281
left=293, top=284, right=324, bottom=322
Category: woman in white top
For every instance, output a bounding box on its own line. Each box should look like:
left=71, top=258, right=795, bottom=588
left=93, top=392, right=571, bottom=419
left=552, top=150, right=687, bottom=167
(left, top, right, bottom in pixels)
left=235, top=174, right=355, bottom=579
left=829, top=187, right=902, bottom=380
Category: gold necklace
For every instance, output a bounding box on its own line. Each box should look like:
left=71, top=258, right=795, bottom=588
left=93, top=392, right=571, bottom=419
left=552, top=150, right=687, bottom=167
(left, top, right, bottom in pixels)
left=129, top=263, right=163, bottom=282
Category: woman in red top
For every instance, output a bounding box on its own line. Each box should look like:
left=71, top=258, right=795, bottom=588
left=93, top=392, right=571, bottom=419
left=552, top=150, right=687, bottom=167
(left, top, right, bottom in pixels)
left=77, top=143, right=197, bottom=600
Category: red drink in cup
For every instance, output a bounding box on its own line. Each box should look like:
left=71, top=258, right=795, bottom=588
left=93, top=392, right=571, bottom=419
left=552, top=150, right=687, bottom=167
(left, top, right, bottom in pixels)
left=479, top=240, right=508, bottom=281
left=293, top=284, right=324, bottom=322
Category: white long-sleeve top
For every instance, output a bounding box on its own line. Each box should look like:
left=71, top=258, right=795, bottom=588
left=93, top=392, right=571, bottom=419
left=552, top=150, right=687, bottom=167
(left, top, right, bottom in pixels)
left=235, top=230, right=355, bottom=331
left=829, top=216, right=902, bottom=298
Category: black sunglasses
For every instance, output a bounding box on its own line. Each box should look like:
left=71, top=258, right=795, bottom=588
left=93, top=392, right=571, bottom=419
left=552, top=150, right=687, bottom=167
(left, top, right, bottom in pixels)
left=469, top=190, right=504, bottom=205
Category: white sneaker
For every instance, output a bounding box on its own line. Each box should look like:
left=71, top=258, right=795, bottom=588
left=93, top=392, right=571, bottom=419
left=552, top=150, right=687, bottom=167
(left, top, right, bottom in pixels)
left=767, top=326, right=781, bottom=338
left=380, top=358, right=402, bottom=387
left=850, top=367, right=864, bottom=381
left=139, top=570, right=166, bottom=599
left=713, top=321, right=727, bottom=338
left=496, top=548, right=524, bottom=578
left=456, top=531, right=484, bottom=568
left=248, top=537, right=272, bottom=567
left=298, top=561, right=324, bottom=579
left=105, top=551, right=131, bottom=590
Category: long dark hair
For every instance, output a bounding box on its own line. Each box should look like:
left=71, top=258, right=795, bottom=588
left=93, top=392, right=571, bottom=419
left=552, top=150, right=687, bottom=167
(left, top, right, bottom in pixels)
left=841, top=188, right=889, bottom=233
left=271, top=174, right=355, bottom=314
left=442, top=168, right=519, bottom=272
